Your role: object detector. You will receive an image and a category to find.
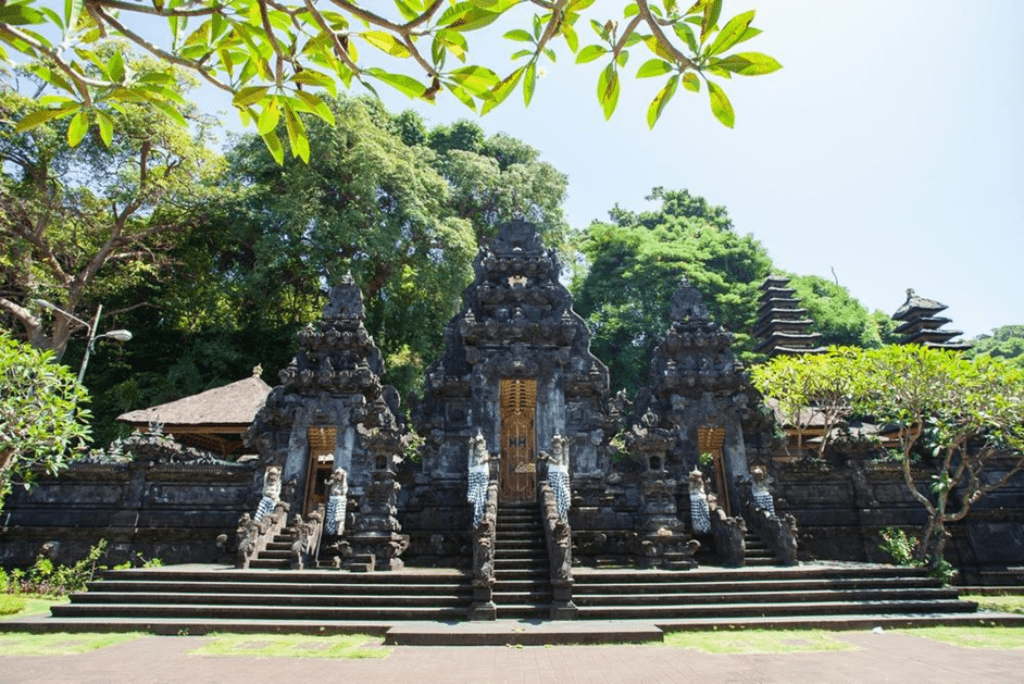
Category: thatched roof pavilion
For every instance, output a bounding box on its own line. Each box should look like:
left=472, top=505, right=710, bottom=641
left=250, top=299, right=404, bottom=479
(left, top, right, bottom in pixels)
left=117, top=367, right=272, bottom=456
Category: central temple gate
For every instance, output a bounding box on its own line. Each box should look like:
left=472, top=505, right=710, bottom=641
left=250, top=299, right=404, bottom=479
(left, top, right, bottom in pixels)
left=499, top=378, right=537, bottom=503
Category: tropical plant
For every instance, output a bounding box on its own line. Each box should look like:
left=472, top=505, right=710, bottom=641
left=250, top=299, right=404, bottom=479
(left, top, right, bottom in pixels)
left=2, top=1, right=780, bottom=163
left=0, top=332, right=91, bottom=504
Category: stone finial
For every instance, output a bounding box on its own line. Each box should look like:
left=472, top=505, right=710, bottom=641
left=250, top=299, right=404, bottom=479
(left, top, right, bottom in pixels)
left=252, top=364, right=263, bottom=377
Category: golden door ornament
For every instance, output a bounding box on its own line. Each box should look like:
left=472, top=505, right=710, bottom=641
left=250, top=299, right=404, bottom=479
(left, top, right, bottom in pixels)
left=499, top=378, right=537, bottom=502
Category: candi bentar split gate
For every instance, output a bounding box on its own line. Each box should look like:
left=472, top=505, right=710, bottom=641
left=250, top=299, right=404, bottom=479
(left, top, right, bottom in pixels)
left=235, top=220, right=795, bottom=615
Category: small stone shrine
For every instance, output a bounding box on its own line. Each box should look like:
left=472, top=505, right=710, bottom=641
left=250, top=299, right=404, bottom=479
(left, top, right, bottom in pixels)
left=891, top=288, right=972, bottom=351
left=246, top=274, right=408, bottom=570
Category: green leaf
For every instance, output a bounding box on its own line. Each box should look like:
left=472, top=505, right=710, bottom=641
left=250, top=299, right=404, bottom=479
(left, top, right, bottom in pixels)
left=94, top=110, right=113, bottom=147
left=66, top=111, right=88, bottom=146
left=257, top=99, right=280, bottom=135
left=576, top=45, right=607, bottom=64
left=13, top=106, right=76, bottom=133
left=637, top=59, right=672, bottom=78
left=701, top=0, right=723, bottom=42
left=523, top=61, right=536, bottom=106
left=682, top=72, right=700, bottom=92
left=293, top=91, right=336, bottom=126
left=503, top=29, right=534, bottom=42
left=707, top=80, right=734, bottom=128
left=481, top=66, right=525, bottom=114
left=647, top=74, right=679, bottom=129
left=562, top=22, right=579, bottom=53
left=707, top=10, right=754, bottom=57
left=233, top=85, right=270, bottom=107
left=447, top=65, right=500, bottom=94
left=673, top=22, right=699, bottom=54
left=713, top=52, right=782, bottom=75
left=597, top=63, right=619, bottom=120
left=643, top=36, right=674, bottom=61
left=146, top=98, right=187, bottom=127
left=362, top=31, right=411, bottom=58
left=366, top=68, right=428, bottom=98
left=0, top=3, right=45, bottom=25
left=262, top=129, right=285, bottom=165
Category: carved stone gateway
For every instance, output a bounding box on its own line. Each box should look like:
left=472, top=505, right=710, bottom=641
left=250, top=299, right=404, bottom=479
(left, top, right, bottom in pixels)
left=246, top=274, right=408, bottom=570
left=406, top=220, right=615, bottom=561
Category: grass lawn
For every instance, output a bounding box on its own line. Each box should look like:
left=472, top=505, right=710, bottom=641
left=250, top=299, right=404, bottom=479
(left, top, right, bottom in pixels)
left=661, top=629, right=859, bottom=654
left=895, top=626, right=1024, bottom=650
left=964, top=594, right=1024, bottom=615
left=0, top=632, right=145, bottom=655
left=189, top=633, right=391, bottom=659
left=0, top=595, right=69, bottom=620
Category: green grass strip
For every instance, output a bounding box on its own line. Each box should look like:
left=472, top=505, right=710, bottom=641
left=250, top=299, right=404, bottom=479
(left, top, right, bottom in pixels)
left=894, top=626, right=1024, bottom=650
left=0, top=596, right=69, bottom=620
left=0, top=632, right=145, bottom=655
left=964, top=594, right=1024, bottom=615
left=189, top=633, right=391, bottom=659
left=662, top=629, right=859, bottom=654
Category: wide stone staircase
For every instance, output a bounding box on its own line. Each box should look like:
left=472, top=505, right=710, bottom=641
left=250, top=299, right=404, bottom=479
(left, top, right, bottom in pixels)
left=49, top=568, right=472, bottom=627
left=492, top=502, right=552, bottom=619
left=571, top=565, right=977, bottom=622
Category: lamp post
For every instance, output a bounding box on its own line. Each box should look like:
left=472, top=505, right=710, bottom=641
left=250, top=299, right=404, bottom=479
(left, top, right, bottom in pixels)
left=34, top=300, right=133, bottom=383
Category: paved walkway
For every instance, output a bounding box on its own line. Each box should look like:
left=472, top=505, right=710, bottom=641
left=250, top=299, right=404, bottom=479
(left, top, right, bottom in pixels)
left=3, top=630, right=1023, bottom=684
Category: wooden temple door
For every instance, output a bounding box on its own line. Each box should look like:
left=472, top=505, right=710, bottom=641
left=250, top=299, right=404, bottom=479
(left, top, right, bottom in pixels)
left=499, top=378, right=537, bottom=503
left=304, top=426, right=336, bottom=516
left=698, top=426, right=730, bottom=515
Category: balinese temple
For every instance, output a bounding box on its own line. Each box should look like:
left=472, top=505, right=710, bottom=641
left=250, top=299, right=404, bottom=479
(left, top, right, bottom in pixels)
left=891, top=289, right=972, bottom=351
left=752, top=275, right=826, bottom=357
left=117, top=368, right=272, bottom=457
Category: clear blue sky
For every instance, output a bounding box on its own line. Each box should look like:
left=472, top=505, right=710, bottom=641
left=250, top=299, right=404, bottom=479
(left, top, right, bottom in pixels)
left=365, top=0, right=1022, bottom=340
left=197, top=0, right=1023, bottom=339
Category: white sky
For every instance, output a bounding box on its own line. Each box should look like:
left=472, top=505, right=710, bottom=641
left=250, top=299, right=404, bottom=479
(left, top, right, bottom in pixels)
left=167, top=0, right=1024, bottom=338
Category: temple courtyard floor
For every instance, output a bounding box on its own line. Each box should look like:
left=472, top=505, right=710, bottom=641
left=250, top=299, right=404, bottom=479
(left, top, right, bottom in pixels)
left=1, top=626, right=1023, bottom=684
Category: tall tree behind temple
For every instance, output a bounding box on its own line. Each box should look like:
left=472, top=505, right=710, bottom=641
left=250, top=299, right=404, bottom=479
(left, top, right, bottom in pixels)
left=83, top=97, right=570, bottom=443
left=572, top=188, right=773, bottom=398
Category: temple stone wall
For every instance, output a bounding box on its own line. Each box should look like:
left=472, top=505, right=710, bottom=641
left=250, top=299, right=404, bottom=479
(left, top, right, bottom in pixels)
left=0, top=434, right=254, bottom=567
left=772, top=451, right=1024, bottom=585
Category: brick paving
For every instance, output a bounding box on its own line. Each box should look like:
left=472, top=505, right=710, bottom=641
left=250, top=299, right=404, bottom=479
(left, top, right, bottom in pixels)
left=2, top=630, right=1023, bottom=684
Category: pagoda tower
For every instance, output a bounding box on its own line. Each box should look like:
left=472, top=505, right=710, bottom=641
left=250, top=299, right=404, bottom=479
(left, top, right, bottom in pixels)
left=753, top=275, right=826, bottom=357
left=891, top=289, right=972, bottom=351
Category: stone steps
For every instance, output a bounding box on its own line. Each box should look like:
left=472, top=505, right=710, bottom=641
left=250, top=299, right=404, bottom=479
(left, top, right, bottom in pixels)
left=493, top=504, right=551, bottom=620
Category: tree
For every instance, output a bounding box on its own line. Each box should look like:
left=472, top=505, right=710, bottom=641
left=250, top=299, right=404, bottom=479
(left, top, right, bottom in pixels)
left=0, top=332, right=91, bottom=505
left=0, top=61, right=224, bottom=359
left=967, top=325, right=1024, bottom=369
left=853, top=346, right=1024, bottom=574
left=750, top=347, right=857, bottom=460
left=2, top=1, right=780, bottom=162
left=754, top=344, right=1024, bottom=574
left=572, top=187, right=772, bottom=395
left=786, top=274, right=883, bottom=349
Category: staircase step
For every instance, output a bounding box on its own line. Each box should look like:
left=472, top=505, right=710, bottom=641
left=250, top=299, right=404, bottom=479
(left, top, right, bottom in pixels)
left=70, top=592, right=471, bottom=608
left=51, top=603, right=467, bottom=621
left=576, top=599, right=978, bottom=620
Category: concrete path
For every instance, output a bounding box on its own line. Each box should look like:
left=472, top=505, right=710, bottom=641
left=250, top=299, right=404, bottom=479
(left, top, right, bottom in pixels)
left=3, top=630, right=1023, bottom=684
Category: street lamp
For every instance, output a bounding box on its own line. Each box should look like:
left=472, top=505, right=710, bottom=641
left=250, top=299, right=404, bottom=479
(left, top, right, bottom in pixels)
left=34, top=300, right=133, bottom=383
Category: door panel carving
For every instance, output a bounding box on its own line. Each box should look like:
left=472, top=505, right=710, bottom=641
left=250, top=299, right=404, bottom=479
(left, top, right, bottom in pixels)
left=500, top=379, right=537, bottom=503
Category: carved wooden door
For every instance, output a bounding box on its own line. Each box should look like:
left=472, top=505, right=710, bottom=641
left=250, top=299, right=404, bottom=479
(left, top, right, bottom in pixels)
left=698, top=426, right=730, bottom=515
left=304, top=426, right=336, bottom=516
left=499, top=378, right=537, bottom=503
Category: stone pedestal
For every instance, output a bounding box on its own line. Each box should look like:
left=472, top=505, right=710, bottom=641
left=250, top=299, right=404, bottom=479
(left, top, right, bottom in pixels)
left=468, top=582, right=497, bottom=621
left=347, top=532, right=409, bottom=571
left=550, top=580, right=578, bottom=620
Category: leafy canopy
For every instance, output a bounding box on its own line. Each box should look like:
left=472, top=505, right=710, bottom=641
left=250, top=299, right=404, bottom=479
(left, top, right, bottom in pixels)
left=1, top=1, right=780, bottom=163
left=0, top=332, right=91, bottom=505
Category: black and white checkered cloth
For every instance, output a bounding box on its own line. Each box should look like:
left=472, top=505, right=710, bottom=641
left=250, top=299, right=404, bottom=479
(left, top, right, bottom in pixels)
left=690, top=492, right=711, bottom=534
left=325, top=494, right=346, bottom=536
left=467, top=468, right=488, bottom=528
left=753, top=491, right=776, bottom=516
left=549, top=468, right=571, bottom=521
left=254, top=495, right=275, bottom=522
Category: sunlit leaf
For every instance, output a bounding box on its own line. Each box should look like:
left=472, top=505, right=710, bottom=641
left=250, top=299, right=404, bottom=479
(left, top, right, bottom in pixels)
left=94, top=109, right=113, bottom=146
left=576, top=45, right=607, bottom=64
left=707, top=80, right=733, bottom=128
left=66, top=111, right=88, bottom=146
left=647, top=74, right=679, bottom=129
